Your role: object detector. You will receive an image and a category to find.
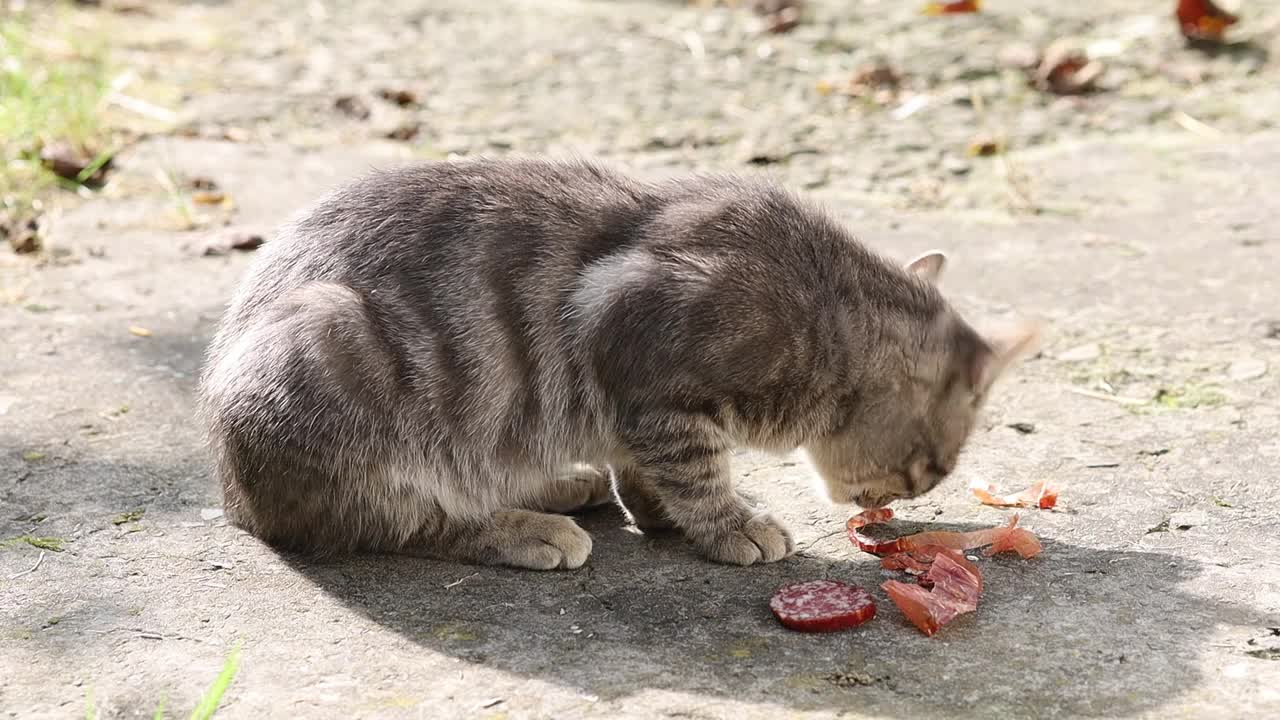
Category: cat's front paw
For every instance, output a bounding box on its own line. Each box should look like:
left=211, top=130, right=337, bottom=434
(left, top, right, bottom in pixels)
left=692, top=512, right=794, bottom=566
left=490, top=510, right=592, bottom=570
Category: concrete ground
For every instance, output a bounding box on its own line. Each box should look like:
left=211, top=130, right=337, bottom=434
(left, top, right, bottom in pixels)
left=2, top=1, right=1279, bottom=718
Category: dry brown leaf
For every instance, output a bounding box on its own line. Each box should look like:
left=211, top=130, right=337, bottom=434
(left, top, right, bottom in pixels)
left=39, top=141, right=111, bottom=185
left=334, top=95, right=371, bottom=119
left=1033, top=41, right=1104, bottom=95
left=191, top=191, right=229, bottom=206
left=922, top=0, right=981, bottom=15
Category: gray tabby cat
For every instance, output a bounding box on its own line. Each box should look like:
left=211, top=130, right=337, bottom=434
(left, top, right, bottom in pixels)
left=198, top=158, right=1038, bottom=570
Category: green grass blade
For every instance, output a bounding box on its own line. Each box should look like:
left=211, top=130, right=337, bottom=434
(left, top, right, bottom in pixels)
left=188, top=643, right=242, bottom=720
left=75, top=145, right=115, bottom=185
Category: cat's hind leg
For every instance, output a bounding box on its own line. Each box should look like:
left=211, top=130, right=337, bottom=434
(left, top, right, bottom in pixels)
left=527, top=463, right=614, bottom=514
left=400, top=507, right=592, bottom=570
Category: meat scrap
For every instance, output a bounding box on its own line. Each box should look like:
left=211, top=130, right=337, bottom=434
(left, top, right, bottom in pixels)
left=847, top=510, right=1044, bottom=637
left=1176, top=0, right=1238, bottom=43
left=880, top=549, right=936, bottom=575
left=984, top=515, right=1042, bottom=559
left=847, top=509, right=1043, bottom=559
left=969, top=478, right=1058, bottom=509
left=769, top=579, right=877, bottom=633
left=882, top=548, right=982, bottom=636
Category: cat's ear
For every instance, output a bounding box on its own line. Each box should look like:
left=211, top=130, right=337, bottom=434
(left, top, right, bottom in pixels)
left=905, top=250, right=947, bottom=283
left=970, top=318, right=1043, bottom=394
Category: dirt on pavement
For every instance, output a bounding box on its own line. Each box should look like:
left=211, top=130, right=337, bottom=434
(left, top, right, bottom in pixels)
left=2, top=1, right=1279, bottom=718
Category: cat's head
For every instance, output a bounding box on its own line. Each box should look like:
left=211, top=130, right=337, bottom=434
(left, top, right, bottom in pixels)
left=804, top=250, right=1040, bottom=509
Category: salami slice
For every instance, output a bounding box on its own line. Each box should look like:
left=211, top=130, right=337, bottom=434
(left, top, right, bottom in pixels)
left=769, top=580, right=877, bottom=633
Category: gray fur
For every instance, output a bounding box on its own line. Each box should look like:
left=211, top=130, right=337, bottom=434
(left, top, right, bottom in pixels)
left=197, top=157, right=1037, bottom=569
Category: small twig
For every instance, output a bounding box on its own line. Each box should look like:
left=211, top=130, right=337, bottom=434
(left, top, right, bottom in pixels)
left=7, top=551, right=45, bottom=580
left=1172, top=110, right=1225, bottom=139
left=798, top=529, right=844, bottom=553
left=443, top=572, right=479, bottom=589
left=1068, top=387, right=1148, bottom=406
left=106, top=92, right=178, bottom=124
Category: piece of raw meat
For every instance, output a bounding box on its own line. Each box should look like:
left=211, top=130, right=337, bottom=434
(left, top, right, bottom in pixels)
left=969, top=478, right=1058, bottom=509
left=882, top=548, right=982, bottom=636
left=985, top=515, right=1043, bottom=558
left=846, top=508, right=904, bottom=554
left=880, top=549, right=938, bottom=574
left=1176, top=0, right=1238, bottom=42
left=769, top=580, right=877, bottom=633
left=849, top=512, right=1043, bottom=559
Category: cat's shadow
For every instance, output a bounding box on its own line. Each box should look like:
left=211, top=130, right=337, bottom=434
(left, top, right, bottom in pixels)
left=284, top=509, right=1275, bottom=717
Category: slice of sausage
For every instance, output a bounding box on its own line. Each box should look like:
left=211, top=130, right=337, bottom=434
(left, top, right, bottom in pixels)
left=769, top=580, right=877, bottom=633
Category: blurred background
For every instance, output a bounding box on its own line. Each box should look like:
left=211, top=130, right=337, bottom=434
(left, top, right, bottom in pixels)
left=3, top=0, right=1276, bottom=244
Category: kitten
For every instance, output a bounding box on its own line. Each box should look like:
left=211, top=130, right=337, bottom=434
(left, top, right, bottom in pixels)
left=197, top=157, right=1038, bottom=570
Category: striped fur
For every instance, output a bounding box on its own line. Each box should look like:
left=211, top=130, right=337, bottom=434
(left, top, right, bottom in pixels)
left=197, top=158, right=1037, bottom=569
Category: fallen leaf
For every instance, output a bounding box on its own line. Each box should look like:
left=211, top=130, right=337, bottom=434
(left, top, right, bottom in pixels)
left=21, top=451, right=46, bottom=462
left=377, top=88, right=419, bottom=107
left=922, top=0, right=981, bottom=15
left=1033, top=41, right=1104, bottom=95
left=966, top=135, right=1004, bottom=157
left=39, top=141, right=112, bottom=185
left=2, top=212, right=41, bottom=254
left=385, top=123, right=421, bottom=142
left=753, top=0, right=803, bottom=34
left=1176, top=0, right=1238, bottom=43
left=334, top=95, right=371, bottom=120
left=128, top=325, right=152, bottom=337
left=190, top=190, right=229, bottom=206
left=846, top=62, right=901, bottom=104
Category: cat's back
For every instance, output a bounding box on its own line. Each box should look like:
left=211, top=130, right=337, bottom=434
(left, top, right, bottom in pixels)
left=285, top=158, right=649, bottom=257
left=220, top=157, right=659, bottom=325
